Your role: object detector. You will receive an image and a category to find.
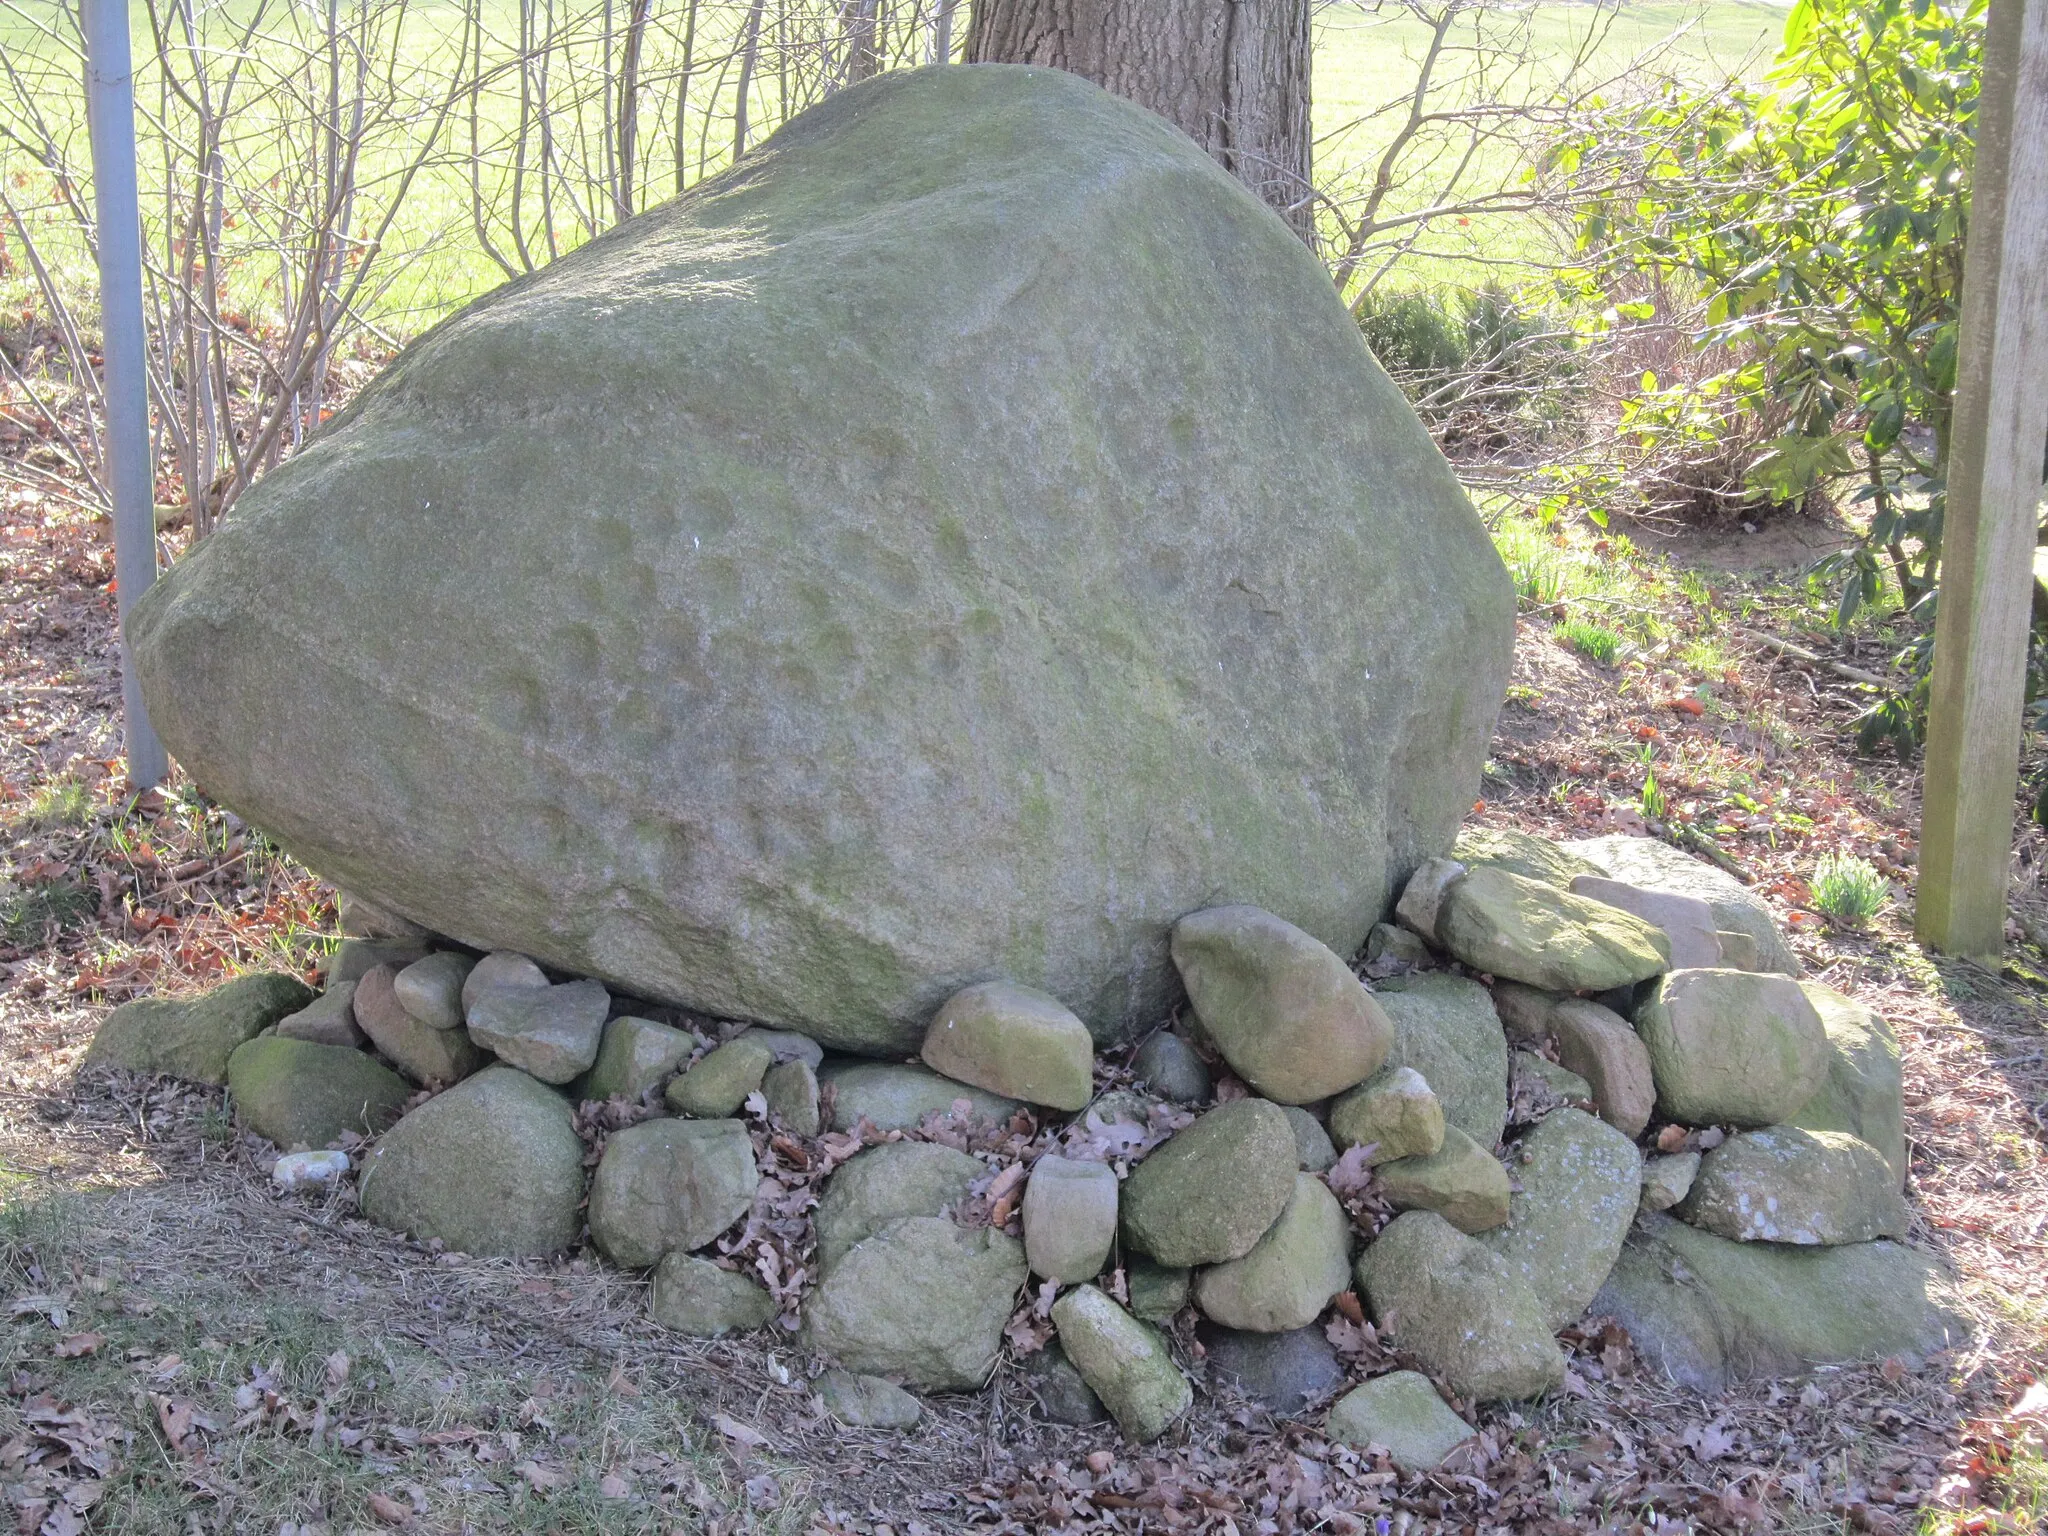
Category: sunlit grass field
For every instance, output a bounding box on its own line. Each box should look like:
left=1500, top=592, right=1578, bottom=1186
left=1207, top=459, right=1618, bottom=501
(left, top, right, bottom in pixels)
left=0, top=0, right=1787, bottom=339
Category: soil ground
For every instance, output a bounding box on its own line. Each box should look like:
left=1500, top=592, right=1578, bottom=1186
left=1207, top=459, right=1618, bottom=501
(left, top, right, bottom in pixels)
left=0, top=485, right=2042, bottom=1535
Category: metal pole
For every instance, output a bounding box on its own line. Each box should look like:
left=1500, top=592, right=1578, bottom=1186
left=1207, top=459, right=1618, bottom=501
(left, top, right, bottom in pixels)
left=83, top=0, right=167, bottom=790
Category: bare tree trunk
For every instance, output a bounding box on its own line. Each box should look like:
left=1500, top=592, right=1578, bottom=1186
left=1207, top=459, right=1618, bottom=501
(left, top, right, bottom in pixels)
left=964, top=0, right=1312, bottom=242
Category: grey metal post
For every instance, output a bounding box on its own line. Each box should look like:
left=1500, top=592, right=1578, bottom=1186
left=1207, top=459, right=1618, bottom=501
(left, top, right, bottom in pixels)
left=83, top=0, right=167, bottom=789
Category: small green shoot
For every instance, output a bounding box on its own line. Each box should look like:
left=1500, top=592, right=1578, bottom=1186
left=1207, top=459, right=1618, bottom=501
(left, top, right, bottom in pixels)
left=23, top=779, right=92, bottom=830
left=1809, top=851, right=1888, bottom=925
left=1560, top=618, right=1624, bottom=666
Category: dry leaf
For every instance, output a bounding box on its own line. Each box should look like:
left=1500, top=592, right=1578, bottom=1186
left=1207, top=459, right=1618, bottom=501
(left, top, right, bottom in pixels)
left=52, top=1334, right=103, bottom=1359
left=711, top=1414, right=768, bottom=1450
left=599, top=1472, right=632, bottom=1499
left=365, top=1491, right=413, bottom=1527
left=514, top=1459, right=569, bottom=1493
left=324, top=1350, right=351, bottom=1388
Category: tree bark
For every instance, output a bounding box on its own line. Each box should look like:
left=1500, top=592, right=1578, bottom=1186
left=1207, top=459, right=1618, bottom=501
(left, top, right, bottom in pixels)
left=964, top=0, right=1313, bottom=242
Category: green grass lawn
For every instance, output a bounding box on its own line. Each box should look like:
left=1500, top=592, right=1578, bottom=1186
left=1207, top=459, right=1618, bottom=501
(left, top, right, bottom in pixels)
left=0, top=0, right=1786, bottom=345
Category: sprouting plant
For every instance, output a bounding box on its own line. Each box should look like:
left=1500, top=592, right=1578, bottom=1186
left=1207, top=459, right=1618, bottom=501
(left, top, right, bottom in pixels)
left=1809, top=851, right=1889, bottom=924
left=1640, top=764, right=1667, bottom=821
left=23, top=780, right=91, bottom=831
left=1560, top=618, right=1623, bottom=666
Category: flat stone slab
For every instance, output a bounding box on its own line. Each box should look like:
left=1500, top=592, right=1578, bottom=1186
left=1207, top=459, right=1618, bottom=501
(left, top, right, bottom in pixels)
left=1436, top=866, right=1670, bottom=993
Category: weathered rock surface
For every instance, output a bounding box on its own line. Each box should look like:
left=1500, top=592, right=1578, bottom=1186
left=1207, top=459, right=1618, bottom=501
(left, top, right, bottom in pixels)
left=1436, top=868, right=1670, bottom=993
left=1200, top=1323, right=1344, bottom=1417
left=1510, top=1051, right=1591, bottom=1113
left=666, top=1034, right=775, bottom=1117
left=575, top=1015, right=695, bottom=1103
left=466, top=978, right=609, bottom=1084
left=817, top=1369, right=922, bottom=1428
left=1022, top=1342, right=1107, bottom=1424
left=1376, top=974, right=1510, bottom=1150
left=1548, top=998, right=1655, bottom=1138
left=130, top=66, right=1512, bottom=1058
left=1591, top=1213, right=1963, bottom=1392
left=802, top=1217, right=1025, bottom=1390
left=1356, top=1212, right=1565, bottom=1401
left=814, top=1141, right=984, bottom=1269
left=86, top=973, right=314, bottom=1084
left=1283, top=1106, right=1337, bottom=1172
left=338, top=889, right=430, bottom=942
left=1635, top=969, right=1827, bottom=1127
left=274, top=981, right=366, bottom=1049
left=328, top=938, right=428, bottom=988
left=1569, top=875, right=1724, bottom=970
left=1490, top=981, right=1561, bottom=1044
left=762, top=1057, right=822, bottom=1136
left=1479, top=1108, right=1640, bottom=1328
left=1565, top=835, right=1800, bottom=976
left=1393, top=857, right=1467, bottom=943
left=921, top=982, right=1095, bottom=1110
left=1192, top=1173, right=1350, bottom=1332
left=1328, top=1065, right=1443, bottom=1165
left=1452, top=827, right=1601, bottom=889
left=1682, top=1127, right=1910, bottom=1245
left=461, top=951, right=547, bottom=1011
left=227, top=1036, right=411, bottom=1149
left=1375, top=1125, right=1511, bottom=1234
left=819, top=1061, right=1021, bottom=1133
left=1170, top=906, right=1392, bottom=1103
left=1023, top=1155, right=1118, bottom=1283
left=735, top=1026, right=825, bottom=1067
left=1132, top=1032, right=1210, bottom=1103
left=1127, top=1260, right=1190, bottom=1322
left=1364, top=922, right=1433, bottom=969
left=1325, top=1371, right=1474, bottom=1470
left=355, top=962, right=489, bottom=1086
left=1121, top=1099, right=1297, bottom=1266
left=648, top=1252, right=777, bottom=1336
left=1640, top=1151, right=1700, bottom=1212
left=358, top=1067, right=585, bottom=1256
left=1051, top=1285, right=1191, bottom=1441
left=1790, top=982, right=1906, bottom=1184
left=588, top=1117, right=758, bottom=1267
left=392, top=951, right=475, bottom=1029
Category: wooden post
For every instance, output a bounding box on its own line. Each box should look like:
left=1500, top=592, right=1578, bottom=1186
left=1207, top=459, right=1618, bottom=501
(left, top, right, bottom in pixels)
left=1917, top=0, right=2048, bottom=959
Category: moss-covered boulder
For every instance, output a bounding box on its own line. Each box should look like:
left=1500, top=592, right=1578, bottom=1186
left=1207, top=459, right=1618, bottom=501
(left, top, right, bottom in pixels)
left=664, top=1035, right=774, bottom=1118
left=1051, top=1285, right=1191, bottom=1442
left=1169, top=906, right=1392, bottom=1103
left=1436, top=868, right=1670, bottom=994
left=1191, top=1173, right=1350, bottom=1332
left=818, top=1061, right=1021, bottom=1133
left=226, top=1035, right=411, bottom=1149
left=86, top=973, right=314, bottom=1085
left=1478, top=1108, right=1640, bottom=1328
left=1590, top=1213, right=1963, bottom=1392
left=920, top=982, right=1095, bottom=1111
left=1451, top=827, right=1601, bottom=889
left=1789, top=982, right=1905, bottom=1184
left=1635, top=968, right=1827, bottom=1127
left=1376, top=973, right=1510, bottom=1150
left=357, top=1067, right=585, bottom=1256
left=1565, top=834, right=1799, bottom=976
left=1121, top=1099, right=1297, bottom=1266
left=1325, top=1371, right=1474, bottom=1470
left=801, top=1217, right=1026, bottom=1390
left=1682, top=1126, right=1909, bottom=1245
left=1329, top=1066, right=1444, bottom=1164
left=1375, top=1125, right=1511, bottom=1234
left=648, top=1253, right=777, bottom=1336
left=128, top=65, right=1512, bottom=1058
left=814, top=1141, right=985, bottom=1269
left=1355, top=1211, right=1564, bottom=1402
left=588, top=1117, right=758, bottom=1267
left=574, top=1015, right=695, bottom=1104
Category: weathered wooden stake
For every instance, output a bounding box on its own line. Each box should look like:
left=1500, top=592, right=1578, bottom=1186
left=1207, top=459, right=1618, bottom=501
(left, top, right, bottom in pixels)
left=1917, top=0, right=2048, bottom=959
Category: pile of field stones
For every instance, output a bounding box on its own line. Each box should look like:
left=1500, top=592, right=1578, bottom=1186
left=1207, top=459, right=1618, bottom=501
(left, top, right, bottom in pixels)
left=84, top=828, right=1956, bottom=1465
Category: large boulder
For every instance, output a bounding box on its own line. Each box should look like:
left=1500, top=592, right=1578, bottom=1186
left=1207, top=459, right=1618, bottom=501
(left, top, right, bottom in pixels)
left=800, top=1217, right=1026, bottom=1390
left=128, top=66, right=1512, bottom=1059
left=1591, top=1213, right=1964, bottom=1392
left=1375, top=974, right=1510, bottom=1150
left=587, top=1117, right=759, bottom=1267
left=357, top=1067, right=586, bottom=1256
left=1355, top=1212, right=1564, bottom=1402
left=1169, top=906, right=1392, bottom=1103
left=226, top=1036, right=411, bottom=1149
left=1635, top=969, right=1827, bottom=1127
left=1478, top=1108, right=1640, bottom=1328
left=1121, top=1099, right=1297, bottom=1266
left=1789, top=982, right=1906, bottom=1184
left=1681, top=1126, right=1909, bottom=1245
left=1191, top=1173, right=1351, bottom=1332
left=1564, top=835, right=1799, bottom=976
left=814, top=1141, right=986, bottom=1269
left=86, top=973, right=314, bottom=1085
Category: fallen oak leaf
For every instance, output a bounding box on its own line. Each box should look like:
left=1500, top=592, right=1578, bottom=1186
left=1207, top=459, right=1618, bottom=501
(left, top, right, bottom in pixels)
left=365, top=1491, right=413, bottom=1527
left=710, top=1414, right=767, bottom=1451
left=52, top=1334, right=103, bottom=1359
